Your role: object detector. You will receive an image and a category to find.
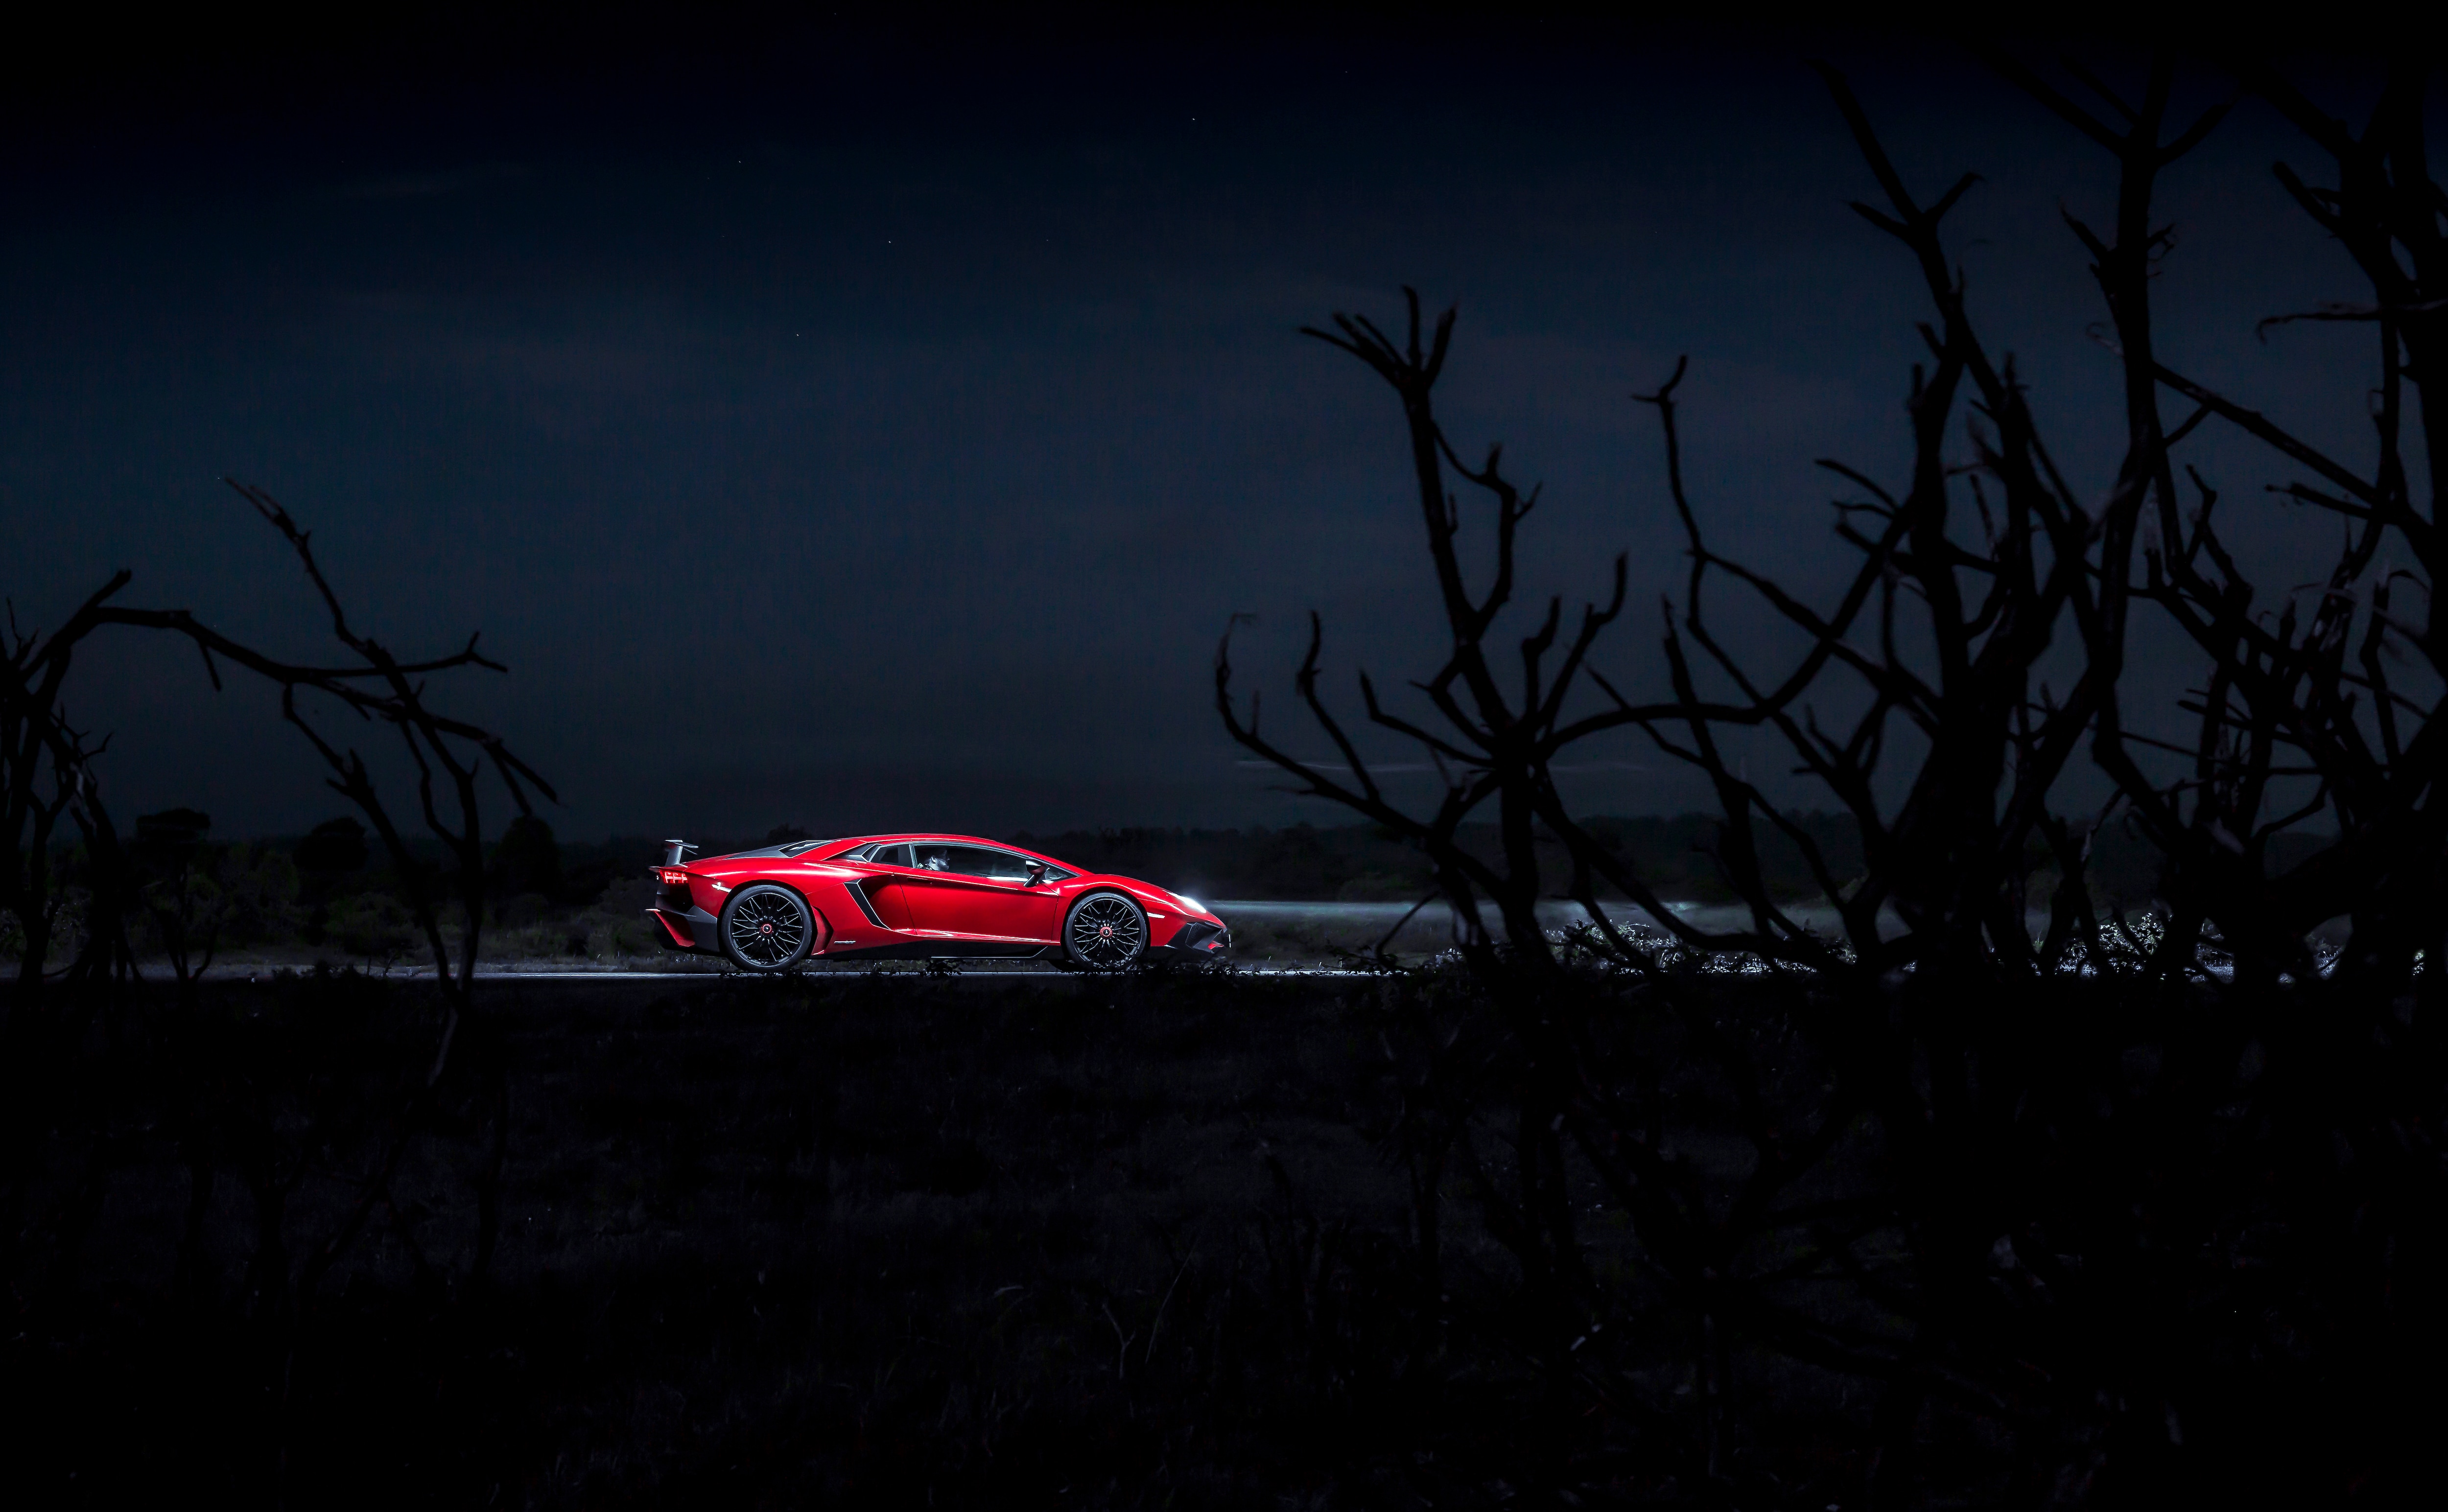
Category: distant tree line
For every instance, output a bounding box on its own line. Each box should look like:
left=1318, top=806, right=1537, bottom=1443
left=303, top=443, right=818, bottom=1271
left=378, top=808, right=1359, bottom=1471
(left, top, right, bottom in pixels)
left=0, top=810, right=640, bottom=970
left=1018, top=814, right=2191, bottom=906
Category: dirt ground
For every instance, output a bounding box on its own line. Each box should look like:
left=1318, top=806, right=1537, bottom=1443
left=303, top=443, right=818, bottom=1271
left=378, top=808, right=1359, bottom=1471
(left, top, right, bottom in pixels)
left=17, top=969, right=1701, bottom=1509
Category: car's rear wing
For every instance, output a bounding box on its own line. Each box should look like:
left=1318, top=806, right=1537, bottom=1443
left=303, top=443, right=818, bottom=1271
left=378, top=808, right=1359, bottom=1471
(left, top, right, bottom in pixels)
left=649, top=839, right=708, bottom=953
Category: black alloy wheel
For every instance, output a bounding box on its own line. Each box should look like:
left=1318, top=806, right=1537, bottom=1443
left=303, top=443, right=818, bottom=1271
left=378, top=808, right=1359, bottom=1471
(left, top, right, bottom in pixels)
left=720, top=883, right=815, bottom=971
left=1064, top=891, right=1147, bottom=968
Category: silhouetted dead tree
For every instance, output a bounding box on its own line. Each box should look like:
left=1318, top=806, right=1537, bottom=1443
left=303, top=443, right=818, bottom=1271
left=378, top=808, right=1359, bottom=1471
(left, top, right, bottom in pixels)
left=104, top=485, right=546, bottom=991
left=2, top=479, right=549, bottom=1303
left=2103, top=59, right=2448, bottom=996
left=1218, top=291, right=1623, bottom=973
left=1225, top=52, right=2448, bottom=1507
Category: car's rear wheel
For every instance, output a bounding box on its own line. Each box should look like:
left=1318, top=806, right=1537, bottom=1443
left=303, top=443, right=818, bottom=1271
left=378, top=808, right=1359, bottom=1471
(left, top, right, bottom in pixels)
left=1064, top=890, right=1147, bottom=968
left=720, top=884, right=815, bottom=972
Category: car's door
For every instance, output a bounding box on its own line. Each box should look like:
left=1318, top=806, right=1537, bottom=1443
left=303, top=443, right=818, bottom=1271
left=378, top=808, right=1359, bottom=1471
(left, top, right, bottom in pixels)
left=847, top=843, right=921, bottom=930
left=901, top=844, right=1065, bottom=941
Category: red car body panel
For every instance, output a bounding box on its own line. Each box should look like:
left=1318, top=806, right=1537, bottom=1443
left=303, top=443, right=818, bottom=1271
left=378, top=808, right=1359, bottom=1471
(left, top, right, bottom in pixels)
left=646, top=833, right=1230, bottom=965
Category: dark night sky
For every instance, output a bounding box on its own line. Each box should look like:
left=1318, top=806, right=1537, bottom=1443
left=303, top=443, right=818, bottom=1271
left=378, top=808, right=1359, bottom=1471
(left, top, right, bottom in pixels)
left=2, top=15, right=2423, bottom=842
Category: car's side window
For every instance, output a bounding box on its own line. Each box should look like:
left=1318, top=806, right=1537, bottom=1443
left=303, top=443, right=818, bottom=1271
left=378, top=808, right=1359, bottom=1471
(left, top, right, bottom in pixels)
left=934, top=846, right=1035, bottom=881
left=859, top=843, right=1065, bottom=882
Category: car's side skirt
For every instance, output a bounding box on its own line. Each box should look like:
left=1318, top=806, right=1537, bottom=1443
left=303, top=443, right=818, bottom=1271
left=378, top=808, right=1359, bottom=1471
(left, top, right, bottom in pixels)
left=822, top=942, right=1053, bottom=961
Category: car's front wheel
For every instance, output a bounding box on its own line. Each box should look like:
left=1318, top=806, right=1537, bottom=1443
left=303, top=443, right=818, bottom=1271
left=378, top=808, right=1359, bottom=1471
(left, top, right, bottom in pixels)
left=1064, top=890, right=1147, bottom=968
left=720, top=884, right=815, bottom=972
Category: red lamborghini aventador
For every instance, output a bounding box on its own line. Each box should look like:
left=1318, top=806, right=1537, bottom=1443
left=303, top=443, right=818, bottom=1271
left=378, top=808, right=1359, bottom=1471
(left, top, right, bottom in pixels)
left=645, top=835, right=1231, bottom=972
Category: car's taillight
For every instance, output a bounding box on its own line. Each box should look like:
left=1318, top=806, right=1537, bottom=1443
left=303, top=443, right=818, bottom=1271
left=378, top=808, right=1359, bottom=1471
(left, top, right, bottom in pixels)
left=657, top=867, right=692, bottom=887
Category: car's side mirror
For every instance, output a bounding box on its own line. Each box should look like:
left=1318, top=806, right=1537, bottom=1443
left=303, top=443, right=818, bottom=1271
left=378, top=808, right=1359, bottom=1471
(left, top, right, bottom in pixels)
left=1025, top=861, right=1048, bottom=887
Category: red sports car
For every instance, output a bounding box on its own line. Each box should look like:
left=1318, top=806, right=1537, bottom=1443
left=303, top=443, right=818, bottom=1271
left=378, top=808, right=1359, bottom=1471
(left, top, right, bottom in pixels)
left=645, top=834, right=1231, bottom=972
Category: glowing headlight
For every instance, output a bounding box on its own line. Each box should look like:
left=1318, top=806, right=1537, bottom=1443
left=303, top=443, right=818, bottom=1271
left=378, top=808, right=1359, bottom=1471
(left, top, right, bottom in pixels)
left=1177, top=896, right=1206, bottom=914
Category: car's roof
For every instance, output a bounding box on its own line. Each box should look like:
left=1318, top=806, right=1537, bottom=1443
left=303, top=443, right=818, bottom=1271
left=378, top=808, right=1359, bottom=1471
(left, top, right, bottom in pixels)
left=701, top=834, right=995, bottom=861
left=697, top=833, right=1097, bottom=870
left=833, top=834, right=1096, bottom=869
left=695, top=838, right=833, bottom=862
left=714, top=834, right=1068, bottom=861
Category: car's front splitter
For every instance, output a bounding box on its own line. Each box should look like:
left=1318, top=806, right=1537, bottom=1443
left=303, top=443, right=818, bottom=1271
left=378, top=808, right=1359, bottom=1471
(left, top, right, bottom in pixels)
left=1160, top=919, right=1231, bottom=957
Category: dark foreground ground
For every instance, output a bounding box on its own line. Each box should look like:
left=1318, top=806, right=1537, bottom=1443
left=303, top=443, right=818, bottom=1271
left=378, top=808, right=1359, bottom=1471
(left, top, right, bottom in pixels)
left=9, top=969, right=1823, bottom=1510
